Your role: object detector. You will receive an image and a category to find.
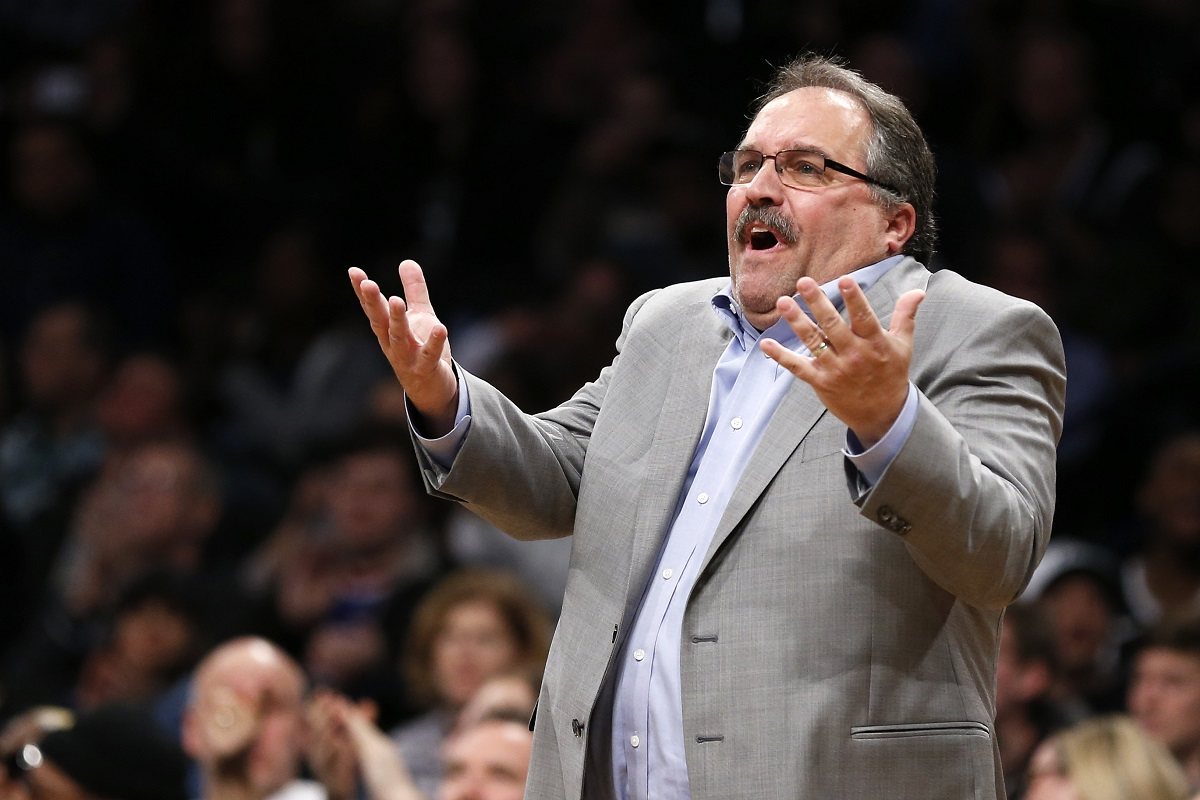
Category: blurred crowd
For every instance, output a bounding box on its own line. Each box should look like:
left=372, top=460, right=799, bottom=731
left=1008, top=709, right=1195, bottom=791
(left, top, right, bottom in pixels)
left=0, top=0, right=1197, bottom=798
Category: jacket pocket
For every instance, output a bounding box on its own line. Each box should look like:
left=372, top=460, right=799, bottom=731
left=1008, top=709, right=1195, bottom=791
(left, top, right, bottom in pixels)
left=850, top=721, right=991, bottom=740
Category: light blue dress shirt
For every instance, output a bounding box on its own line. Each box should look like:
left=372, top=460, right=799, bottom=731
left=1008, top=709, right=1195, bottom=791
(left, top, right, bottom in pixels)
left=415, top=255, right=918, bottom=800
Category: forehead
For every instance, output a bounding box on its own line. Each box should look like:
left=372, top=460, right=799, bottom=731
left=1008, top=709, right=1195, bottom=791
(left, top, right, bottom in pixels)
left=742, top=86, right=872, bottom=158
left=1137, top=648, right=1200, bottom=677
left=444, top=721, right=531, bottom=765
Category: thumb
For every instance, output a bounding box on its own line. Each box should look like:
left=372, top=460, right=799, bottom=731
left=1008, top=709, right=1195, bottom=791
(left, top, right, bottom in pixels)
left=889, top=290, right=925, bottom=341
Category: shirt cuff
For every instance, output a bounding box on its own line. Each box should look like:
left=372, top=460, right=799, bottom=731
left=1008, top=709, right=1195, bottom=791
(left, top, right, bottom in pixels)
left=843, top=383, right=918, bottom=487
left=408, top=366, right=472, bottom=470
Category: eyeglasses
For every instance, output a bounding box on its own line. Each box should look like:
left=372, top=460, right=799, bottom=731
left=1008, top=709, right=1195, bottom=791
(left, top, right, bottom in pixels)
left=719, top=148, right=900, bottom=195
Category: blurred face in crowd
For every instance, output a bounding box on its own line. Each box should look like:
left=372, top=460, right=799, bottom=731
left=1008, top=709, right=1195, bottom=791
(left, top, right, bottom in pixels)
left=433, top=601, right=521, bottom=708
left=19, top=304, right=105, bottom=412
left=1138, top=436, right=1200, bottom=548
left=95, top=354, right=184, bottom=445
left=439, top=719, right=532, bottom=800
left=1039, top=575, right=1112, bottom=675
left=184, top=639, right=308, bottom=797
left=104, top=443, right=218, bottom=566
left=328, top=450, right=417, bottom=551
left=725, top=86, right=911, bottom=330
left=1128, top=647, right=1200, bottom=759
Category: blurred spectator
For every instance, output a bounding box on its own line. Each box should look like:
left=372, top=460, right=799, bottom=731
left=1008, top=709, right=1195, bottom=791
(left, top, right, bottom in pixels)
left=0, top=302, right=109, bottom=622
left=1021, top=539, right=1133, bottom=715
left=1025, top=714, right=1188, bottom=800
left=70, top=571, right=207, bottom=713
left=0, top=302, right=107, bottom=532
left=1129, top=613, right=1200, bottom=789
left=244, top=432, right=447, bottom=723
left=1120, top=433, right=1200, bottom=628
left=391, top=569, right=550, bottom=798
left=54, top=440, right=222, bottom=617
left=94, top=350, right=192, bottom=453
left=3, top=702, right=189, bottom=800
left=182, top=637, right=323, bottom=800
left=996, top=603, right=1070, bottom=800
left=0, top=440, right=226, bottom=719
left=437, top=710, right=532, bottom=800
left=307, top=695, right=533, bottom=800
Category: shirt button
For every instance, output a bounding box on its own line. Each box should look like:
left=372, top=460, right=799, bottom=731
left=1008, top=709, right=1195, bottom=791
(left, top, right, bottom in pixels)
left=633, top=649, right=645, bottom=662
left=731, top=417, right=743, bottom=430
left=662, top=568, right=673, bottom=580
left=630, top=734, right=641, bottom=748
left=697, top=492, right=709, bottom=504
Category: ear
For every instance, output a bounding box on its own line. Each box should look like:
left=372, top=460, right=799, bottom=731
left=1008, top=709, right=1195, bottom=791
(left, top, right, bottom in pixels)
left=883, top=202, right=917, bottom=254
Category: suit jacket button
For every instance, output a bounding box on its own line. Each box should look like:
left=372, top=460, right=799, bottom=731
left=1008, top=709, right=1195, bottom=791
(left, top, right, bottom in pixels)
left=572, top=719, right=584, bottom=736
left=878, top=505, right=896, bottom=523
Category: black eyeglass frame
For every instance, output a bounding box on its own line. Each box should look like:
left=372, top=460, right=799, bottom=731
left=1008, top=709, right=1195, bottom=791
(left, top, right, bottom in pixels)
left=719, top=148, right=902, bottom=196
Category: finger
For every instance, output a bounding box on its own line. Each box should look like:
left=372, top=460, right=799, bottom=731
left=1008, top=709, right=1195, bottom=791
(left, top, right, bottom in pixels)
left=387, top=296, right=419, bottom=351
left=353, top=277, right=393, bottom=337
left=795, top=278, right=851, bottom=348
left=838, top=277, right=884, bottom=339
left=398, top=259, right=434, bottom=312
left=775, top=295, right=830, bottom=354
left=416, top=322, right=449, bottom=367
left=889, top=289, right=925, bottom=342
left=760, top=336, right=819, bottom=383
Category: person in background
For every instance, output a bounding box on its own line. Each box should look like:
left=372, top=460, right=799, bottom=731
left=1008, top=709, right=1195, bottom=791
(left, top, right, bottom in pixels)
left=1025, top=714, right=1188, bottom=800
left=1021, top=538, right=1133, bottom=716
left=307, top=695, right=533, bottom=800
left=390, top=570, right=549, bottom=799
left=1128, top=613, right=1200, bottom=790
left=1120, top=433, right=1200, bottom=629
left=182, top=637, right=324, bottom=800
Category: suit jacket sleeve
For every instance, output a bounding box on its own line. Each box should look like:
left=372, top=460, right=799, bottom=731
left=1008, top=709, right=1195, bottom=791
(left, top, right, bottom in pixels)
left=412, top=289, right=659, bottom=541
left=856, top=291, right=1066, bottom=610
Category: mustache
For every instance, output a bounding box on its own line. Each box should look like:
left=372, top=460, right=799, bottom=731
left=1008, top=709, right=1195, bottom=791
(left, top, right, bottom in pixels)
left=733, top=206, right=798, bottom=244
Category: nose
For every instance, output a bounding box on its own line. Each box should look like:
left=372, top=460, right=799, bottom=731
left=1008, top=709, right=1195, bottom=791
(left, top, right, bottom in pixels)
left=742, top=156, right=785, bottom=207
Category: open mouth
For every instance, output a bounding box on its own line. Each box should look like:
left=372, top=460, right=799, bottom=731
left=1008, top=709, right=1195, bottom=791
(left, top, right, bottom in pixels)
left=749, top=230, right=779, bottom=250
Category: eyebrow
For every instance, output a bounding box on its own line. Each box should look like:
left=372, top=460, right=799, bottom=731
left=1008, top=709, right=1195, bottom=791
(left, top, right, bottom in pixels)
left=737, top=142, right=835, bottom=160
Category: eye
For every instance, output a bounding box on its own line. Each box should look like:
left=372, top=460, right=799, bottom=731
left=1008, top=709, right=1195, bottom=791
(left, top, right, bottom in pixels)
left=782, top=155, right=823, bottom=177
left=734, top=155, right=761, bottom=178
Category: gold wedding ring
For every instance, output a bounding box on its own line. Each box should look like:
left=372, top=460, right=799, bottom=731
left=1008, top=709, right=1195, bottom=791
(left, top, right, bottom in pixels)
left=811, top=340, right=831, bottom=356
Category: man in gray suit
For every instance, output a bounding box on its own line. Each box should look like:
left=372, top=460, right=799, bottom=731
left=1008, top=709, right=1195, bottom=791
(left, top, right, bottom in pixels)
left=349, top=55, right=1065, bottom=800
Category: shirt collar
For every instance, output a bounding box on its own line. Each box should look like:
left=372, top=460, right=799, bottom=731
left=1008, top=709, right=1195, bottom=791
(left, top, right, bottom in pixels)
left=711, top=254, right=904, bottom=350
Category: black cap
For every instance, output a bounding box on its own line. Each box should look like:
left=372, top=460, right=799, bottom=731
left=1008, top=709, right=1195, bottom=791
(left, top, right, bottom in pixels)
left=37, top=703, right=188, bottom=800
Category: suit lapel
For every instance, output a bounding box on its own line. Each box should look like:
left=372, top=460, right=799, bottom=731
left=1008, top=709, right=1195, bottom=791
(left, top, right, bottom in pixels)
left=698, top=257, right=931, bottom=573
left=622, top=290, right=732, bottom=618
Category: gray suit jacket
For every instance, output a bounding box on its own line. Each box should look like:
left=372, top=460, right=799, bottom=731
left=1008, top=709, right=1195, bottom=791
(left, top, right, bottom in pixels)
left=416, top=258, right=1066, bottom=799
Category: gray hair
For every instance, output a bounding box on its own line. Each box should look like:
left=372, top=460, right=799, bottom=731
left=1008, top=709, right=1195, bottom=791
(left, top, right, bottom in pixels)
left=755, top=54, right=938, bottom=265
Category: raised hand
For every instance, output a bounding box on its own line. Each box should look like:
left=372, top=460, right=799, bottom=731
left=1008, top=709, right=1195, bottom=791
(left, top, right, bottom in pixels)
left=349, top=260, right=458, bottom=435
left=760, top=276, right=924, bottom=447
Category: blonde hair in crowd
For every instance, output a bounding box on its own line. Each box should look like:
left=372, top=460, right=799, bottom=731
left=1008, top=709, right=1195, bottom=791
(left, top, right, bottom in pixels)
left=1052, top=715, right=1189, bottom=800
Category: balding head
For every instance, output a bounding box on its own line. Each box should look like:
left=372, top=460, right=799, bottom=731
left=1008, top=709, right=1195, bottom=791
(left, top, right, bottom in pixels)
left=183, top=638, right=308, bottom=799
